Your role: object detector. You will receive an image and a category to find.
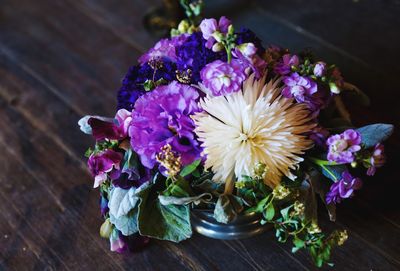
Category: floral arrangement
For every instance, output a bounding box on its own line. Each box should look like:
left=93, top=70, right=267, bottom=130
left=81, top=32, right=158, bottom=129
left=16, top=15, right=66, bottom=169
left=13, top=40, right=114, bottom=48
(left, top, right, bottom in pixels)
left=79, top=2, right=393, bottom=267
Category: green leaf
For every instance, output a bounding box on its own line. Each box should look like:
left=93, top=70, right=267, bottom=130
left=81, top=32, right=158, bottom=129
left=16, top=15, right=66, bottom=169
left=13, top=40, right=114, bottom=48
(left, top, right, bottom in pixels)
left=246, top=195, right=271, bottom=213
left=264, top=203, right=275, bottom=221
left=356, top=123, right=394, bottom=148
left=180, top=159, right=201, bottom=177
left=137, top=180, right=192, bottom=242
left=109, top=208, right=138, bottom=236
left=213, top=195, right=244, bottom=224
left=308, top=169, right=336, bottom=221
left=319, top=164, right=347, bottom=182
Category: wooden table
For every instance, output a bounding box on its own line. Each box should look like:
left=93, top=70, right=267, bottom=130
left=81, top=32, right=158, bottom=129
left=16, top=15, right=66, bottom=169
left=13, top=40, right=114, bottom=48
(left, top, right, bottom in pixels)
left=1, top=0, right=399, bottom=270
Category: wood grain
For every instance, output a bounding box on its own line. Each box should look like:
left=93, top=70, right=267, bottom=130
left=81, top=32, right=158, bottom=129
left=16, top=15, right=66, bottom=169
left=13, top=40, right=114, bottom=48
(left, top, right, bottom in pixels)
left=1, top=0, right=399, bottom=270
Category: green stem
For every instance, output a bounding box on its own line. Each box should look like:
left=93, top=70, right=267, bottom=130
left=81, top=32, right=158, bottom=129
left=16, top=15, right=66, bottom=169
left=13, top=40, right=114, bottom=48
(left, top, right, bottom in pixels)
left=309, top=157, right=338, bottom=166
left=226, top=47, right=232, bottom=63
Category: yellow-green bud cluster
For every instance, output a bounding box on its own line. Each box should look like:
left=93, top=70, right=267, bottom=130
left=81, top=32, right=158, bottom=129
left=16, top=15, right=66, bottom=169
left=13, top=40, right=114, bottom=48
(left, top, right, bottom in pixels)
left=272, top=185, right=290, bottom=199
left=337, top=230, right=348, bottom=246
left=156, top=144, right=182, bottom=177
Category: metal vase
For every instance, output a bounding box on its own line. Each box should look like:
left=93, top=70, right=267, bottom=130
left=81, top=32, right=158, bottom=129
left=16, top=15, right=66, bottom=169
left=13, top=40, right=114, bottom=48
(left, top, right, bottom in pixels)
left=191, top=210, right=272, bottom=240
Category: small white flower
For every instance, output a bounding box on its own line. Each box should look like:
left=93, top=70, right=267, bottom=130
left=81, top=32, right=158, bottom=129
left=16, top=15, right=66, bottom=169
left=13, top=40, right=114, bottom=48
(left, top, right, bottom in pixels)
left=193, top=74, right=315, bottom=191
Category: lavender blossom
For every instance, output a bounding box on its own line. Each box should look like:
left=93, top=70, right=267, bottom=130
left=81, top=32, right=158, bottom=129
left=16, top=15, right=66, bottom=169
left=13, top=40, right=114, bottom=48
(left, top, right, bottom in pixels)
left=326, top=171, right=362, bottom=204
left=367, top=143, right=385, bottom=176
left=200, top=59, right=246, bottom=96
left=313, top=62, right=326, bottom=77
left=282, top=73, right=318, bottom=103
left=138, top=34, right=187, bottom=64
left=88, top=149, right=123, bottom=188
left=327, top=129, right=362, bottom=164
left=275, top=54, right=299, bottom=75
left=199, top=16, right=231, bottom=49
left=129, top=81, right=202, bottom=169
left=233, top=43, right=267, bottom=78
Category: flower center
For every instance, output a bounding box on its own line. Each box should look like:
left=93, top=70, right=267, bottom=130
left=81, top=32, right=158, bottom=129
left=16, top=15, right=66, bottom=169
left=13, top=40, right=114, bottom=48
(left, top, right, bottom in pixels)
left=238, top=132, right=248, bottom=141
left=333, top=139, right=348, bottom=152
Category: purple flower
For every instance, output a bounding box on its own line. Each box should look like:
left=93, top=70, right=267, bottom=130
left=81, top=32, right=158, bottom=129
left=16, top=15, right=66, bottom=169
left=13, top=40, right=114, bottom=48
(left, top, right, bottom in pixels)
left=176, top=32, right=225, bottom=83
left=199, top=16, right=231, bottom=49
left=327, top=129, right=362, bottom=164
left=367, top=143, right=385, bottom=176
left=129, top=81, right=202, bottom=169
left=138, top=34, right=187, bottom=64
left=282, top=73, right=318, bottom=103
left=117, top=60, right=177, bottom=111
left=326, top=171, right=362, bottom=204
left=309, top=126, right=330, bottom=147
left=87, top=109, right=131, bottom=141
left=200, top=59, right=247, bottom=96
left=100, top=195, right=109, bottom=216
left=110, top=229, right=128, bottom=253
left=236, top=28, right=265, bottom=55
left=313, top=62, right=326, bottom=77
left=88, top=149, right=123, bottom=188
left=233, top=43, right=267, bottom=78
left=275, top=54, right=300, bottom=75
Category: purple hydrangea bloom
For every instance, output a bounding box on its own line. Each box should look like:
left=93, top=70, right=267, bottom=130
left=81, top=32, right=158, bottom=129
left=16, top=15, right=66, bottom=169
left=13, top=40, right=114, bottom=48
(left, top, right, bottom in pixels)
left=129, top=81, right=202, bottom=169
left=327, top=129, right=362, bottom=164
left=367, top=143, right=385, bottom=176
left=200, top=59, right=246, bottom=96
left=117, top=59, right=176, bottom=111
left=326, top=171, right=362, bottom=204
left=275, top=54, right=300, bottom=75
left=138, top=34, right=188, bottom=64
left=282, top=73, right=318, bottom=103
left=313, top=61, right=326, bottom=77
left=199, top=16, right=231, bottom=49
left=88, top=149, right=123, bottom=188
left=176, top=32, right=225, bottom=83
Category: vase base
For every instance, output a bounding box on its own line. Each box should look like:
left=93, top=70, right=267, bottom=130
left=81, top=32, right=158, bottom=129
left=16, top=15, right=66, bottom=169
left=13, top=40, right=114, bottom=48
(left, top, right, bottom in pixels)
left=191, top=210, right=272, bottom=240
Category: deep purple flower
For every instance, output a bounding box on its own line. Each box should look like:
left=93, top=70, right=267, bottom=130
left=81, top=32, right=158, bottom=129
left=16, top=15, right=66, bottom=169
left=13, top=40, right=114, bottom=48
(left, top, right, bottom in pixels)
left=313, top=62, right=326, bottom=77
left=275, top=54, right=300, bottom=75
left=88, top=149, right=123, bottom=188
left=236, top=28, right=265, bottom=55
left=233, top=43, right=267, bottom=78
left=100, top=195, right=109, bottom=216
left=282, top=73, right=318, bottom=103
left=199, top=16, right=231, bottom=49
left=129, top=81, right=202, bottom=169
left=309, top=126, right=330, bottom=147
left=327, top=129, right=362, bottom=164
left=117, top=60, right=177, bottom=111
left=176, top=32, right=225, bottom=83
left=326, top=171, right=362, bottom=204
left=367, top=143, right=385, bottom=176
left=200, top=59, right=246, bottom=96
left=87, top=109, right=131, bottom=141
left=138, top=34, right=188, bottom=64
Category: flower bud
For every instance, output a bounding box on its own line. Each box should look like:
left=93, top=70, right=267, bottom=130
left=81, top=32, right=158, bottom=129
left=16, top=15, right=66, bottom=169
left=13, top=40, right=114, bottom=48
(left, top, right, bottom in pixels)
left=212, top=42, right=224, bottom=52
left=212, top=31, right=224, bottom=43
left=228, top=24, right=235, bottom=35
left=178, top=20, right=190, bottom=33
left=100, top=218, right=113, bottom=238
left=329, top=82, right=340, bottom=94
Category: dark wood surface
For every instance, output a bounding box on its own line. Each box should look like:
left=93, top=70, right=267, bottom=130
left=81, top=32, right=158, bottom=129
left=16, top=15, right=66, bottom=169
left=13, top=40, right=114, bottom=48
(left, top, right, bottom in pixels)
left=1, top=0, right=399, bottom=270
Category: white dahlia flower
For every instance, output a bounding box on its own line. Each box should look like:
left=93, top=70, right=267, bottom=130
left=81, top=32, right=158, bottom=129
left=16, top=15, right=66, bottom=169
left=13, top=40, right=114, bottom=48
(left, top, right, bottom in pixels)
left=193, top=74, right=315, bottom=193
